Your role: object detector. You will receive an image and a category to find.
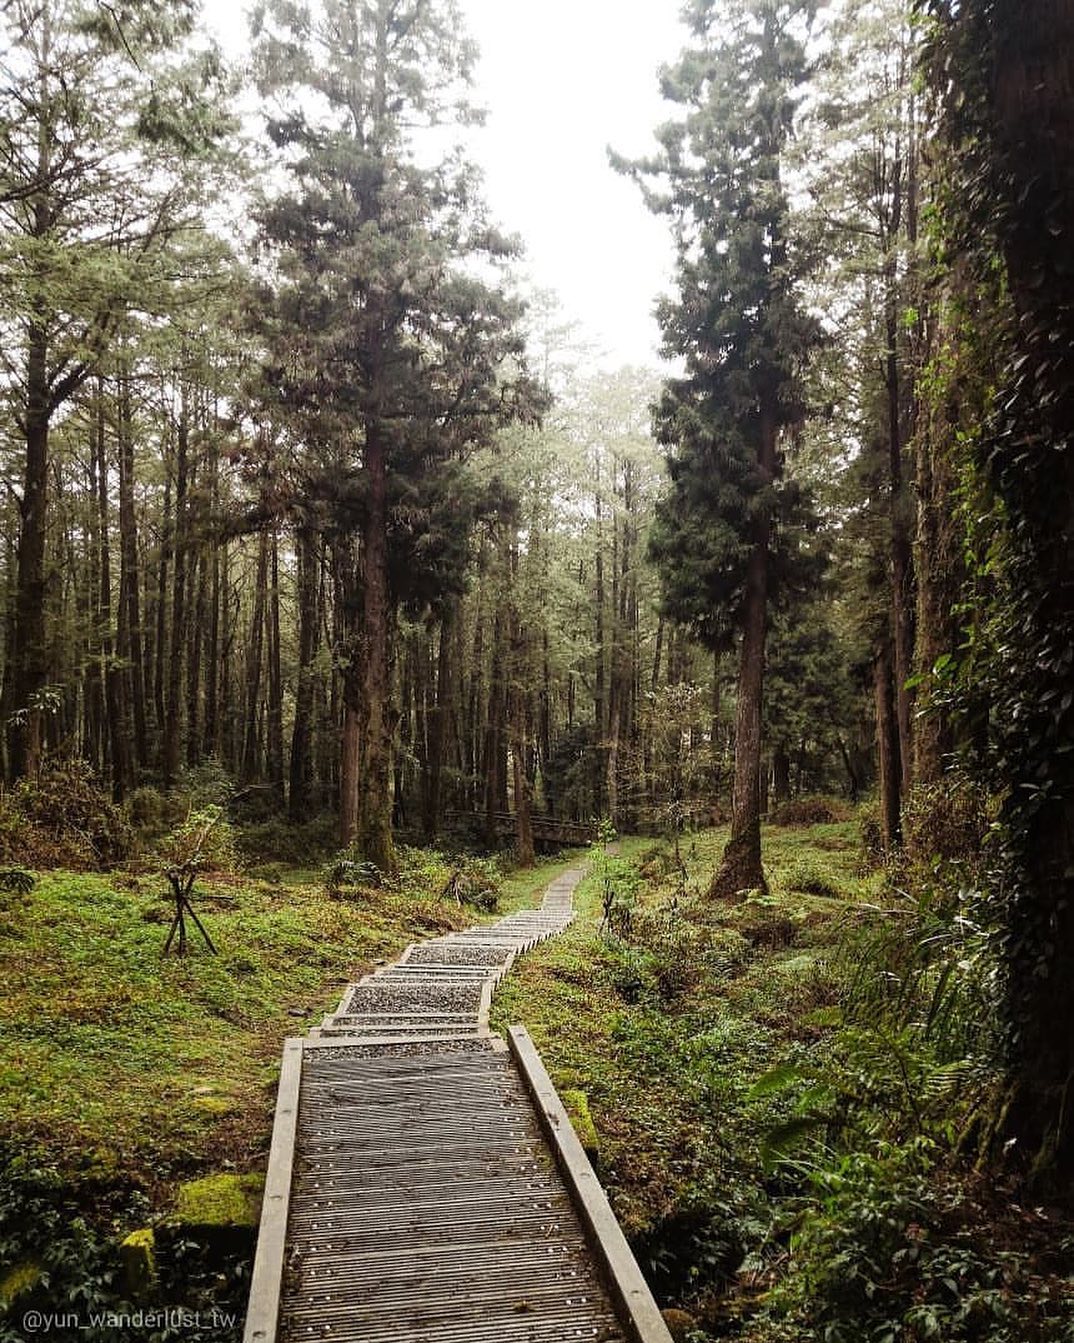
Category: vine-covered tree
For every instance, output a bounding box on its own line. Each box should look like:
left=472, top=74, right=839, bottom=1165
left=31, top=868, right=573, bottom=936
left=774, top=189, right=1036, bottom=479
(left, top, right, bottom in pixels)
left=922, top=0, right=1074, bottom=1177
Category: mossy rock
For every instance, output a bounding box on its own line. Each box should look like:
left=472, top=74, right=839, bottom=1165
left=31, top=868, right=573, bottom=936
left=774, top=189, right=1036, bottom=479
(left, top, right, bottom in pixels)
left=119, top=1228, right=156, bottom=1300
left=0, top=1261, right=41, bottom=1308
left=160, top=1173, right=264, bottom=1254
left=561, top=1089, right=600, bottom=1166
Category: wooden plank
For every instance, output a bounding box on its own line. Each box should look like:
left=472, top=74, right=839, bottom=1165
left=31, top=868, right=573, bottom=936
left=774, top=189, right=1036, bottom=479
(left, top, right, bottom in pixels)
left=507, top=1025, right=674, bottom=1343
left=242, top=1036, right=304, bottom=1343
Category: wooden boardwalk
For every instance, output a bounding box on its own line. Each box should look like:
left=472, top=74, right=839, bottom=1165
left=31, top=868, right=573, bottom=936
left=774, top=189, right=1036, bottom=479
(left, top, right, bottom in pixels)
left=244, top=870, right=672, bottom=1343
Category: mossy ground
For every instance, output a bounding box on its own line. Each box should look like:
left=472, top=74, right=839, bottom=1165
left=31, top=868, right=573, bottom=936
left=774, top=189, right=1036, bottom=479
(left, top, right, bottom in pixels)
left=0, top=851, right=572, bottom=1198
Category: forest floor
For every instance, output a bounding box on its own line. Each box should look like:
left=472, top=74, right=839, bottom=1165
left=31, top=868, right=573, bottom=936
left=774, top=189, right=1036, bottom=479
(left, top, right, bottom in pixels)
left=2, top=823, right=1071, bottom=1341
left=0, top=849, right=579, bottom=1198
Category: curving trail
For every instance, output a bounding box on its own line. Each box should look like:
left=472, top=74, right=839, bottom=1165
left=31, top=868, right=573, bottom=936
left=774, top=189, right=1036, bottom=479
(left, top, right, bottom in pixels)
left=244, top=867, right=672, bottom=1343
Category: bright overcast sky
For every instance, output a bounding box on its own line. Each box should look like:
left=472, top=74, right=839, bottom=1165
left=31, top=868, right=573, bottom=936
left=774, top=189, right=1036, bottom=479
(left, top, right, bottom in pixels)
left=207, top=2, right=688, bottom=372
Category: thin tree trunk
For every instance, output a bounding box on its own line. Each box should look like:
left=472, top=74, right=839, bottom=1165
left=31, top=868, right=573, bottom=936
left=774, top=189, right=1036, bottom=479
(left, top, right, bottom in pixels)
left=242, top=530, right=269, bottom=784
left=96, top=387, right=129, bottom=796
left=874, top=637, right=901, bottom=849
left=290, top=523, right=321, bottom=820
left=424, top=602, right=455, bottom=840
left=266, top=525, right=285, bottom=802
left=117, top=369, right=148, bottom=770
left=163, top=391, right=190, bottom=788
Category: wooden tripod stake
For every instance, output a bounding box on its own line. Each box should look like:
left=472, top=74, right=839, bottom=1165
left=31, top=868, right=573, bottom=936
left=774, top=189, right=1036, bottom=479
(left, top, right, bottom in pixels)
left=163, top=870, right=217, bottom=956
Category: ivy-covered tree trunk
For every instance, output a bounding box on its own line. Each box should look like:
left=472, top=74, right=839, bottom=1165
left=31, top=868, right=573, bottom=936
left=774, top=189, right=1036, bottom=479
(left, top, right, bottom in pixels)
left=965, top=0, right=1074, bottom=1175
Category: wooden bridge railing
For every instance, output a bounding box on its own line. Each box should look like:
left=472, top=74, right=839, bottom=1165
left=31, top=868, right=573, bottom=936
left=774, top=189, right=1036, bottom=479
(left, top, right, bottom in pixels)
left=443, top=809, right=597, bottom=848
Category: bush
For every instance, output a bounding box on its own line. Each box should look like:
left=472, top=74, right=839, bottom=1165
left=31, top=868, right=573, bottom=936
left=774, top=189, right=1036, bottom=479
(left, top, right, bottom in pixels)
left=0, top=760, right=131, bottom=868
left=769, top=796, right=852, bottom=827
left=438, top=855, right=502, bottom=911
left=902, top=777, right=989, bottom=871
left=601, top=938, right=656, bottom=1004
left=782, top=857, right=840, bottom=899
left=773, top=1141, right=1073, bottom=1343
left=237, top=816, right=338, bottom=867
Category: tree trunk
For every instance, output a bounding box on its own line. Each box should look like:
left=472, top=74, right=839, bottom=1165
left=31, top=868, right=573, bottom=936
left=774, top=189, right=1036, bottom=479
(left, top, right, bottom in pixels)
left=241, top=530, right=269, bottom=784
left=290, top=523, right=321, bottom=820
left=266, top=525, right=285, bottom=803
left=710, top=412, right=777, bottom=898
left=982, top=0, right=1074, bottom=1175
left=355, top=422, right=395, bottom=871
left=423, top=602, right=455, bottom=840
left=163, top=395, right=190, bottom=788
left=874, top=637, right=901, bottom=850
left=10, top=330, right=50, bottom=780
left=117, top=369, right=148, bottom=771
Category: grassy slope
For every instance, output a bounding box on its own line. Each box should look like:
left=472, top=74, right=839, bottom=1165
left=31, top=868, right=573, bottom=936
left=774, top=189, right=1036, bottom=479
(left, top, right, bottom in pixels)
left=0, top=853, right=578, bottom=1202
left=491, top=821, right=880, bottom=1333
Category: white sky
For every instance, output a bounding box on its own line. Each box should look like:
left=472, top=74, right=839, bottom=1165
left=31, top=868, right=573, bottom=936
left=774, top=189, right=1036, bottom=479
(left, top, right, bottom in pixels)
left=207, top=1, right=687, bottom=372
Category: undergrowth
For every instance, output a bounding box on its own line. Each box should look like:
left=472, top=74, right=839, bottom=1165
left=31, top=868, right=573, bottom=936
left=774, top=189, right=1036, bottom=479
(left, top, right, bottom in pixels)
left=492, top=820, right=1074, bottom=1341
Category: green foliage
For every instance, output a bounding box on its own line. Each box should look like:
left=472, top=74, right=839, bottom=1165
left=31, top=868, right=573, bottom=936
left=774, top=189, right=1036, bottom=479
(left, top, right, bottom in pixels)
left=618, top=1, right=824, bottom=650
left=590, top=835, right=641, bottom=939
left=0, top=869, right=34, bottom=897
left=772, top=1140, right=1073, bottom=1343
left=439, top=856, right=501, bottom=912
left=157, top=806, right=239, bottom=884
left=770, top=797, right=852, bottom=828
left=323, top=855, right=384, bottom=897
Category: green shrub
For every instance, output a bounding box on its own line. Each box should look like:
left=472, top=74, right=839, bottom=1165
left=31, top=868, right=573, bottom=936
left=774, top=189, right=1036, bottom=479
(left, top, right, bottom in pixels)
left=773, top=1141, right=1073, bottom=1343
left=600, top=938, right=656, bottom=1003
left=237, top=816, right=338, bottom=866
left=781, top=858, right=840, bottom=899
left=438, top=854, right=502, bottom=911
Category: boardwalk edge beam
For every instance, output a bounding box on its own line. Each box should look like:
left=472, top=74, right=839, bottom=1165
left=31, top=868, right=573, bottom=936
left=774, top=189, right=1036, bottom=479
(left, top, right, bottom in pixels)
left=507, top=1023, right=675, bottom=1343
left=243, top=1036, right=303, bottom=1343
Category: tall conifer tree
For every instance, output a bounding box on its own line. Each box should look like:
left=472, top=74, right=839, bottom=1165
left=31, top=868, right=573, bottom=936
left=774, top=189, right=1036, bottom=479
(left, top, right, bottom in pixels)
left=251, top=0, right=535, bottom=869
left=619, top=0, right=820, bottom=895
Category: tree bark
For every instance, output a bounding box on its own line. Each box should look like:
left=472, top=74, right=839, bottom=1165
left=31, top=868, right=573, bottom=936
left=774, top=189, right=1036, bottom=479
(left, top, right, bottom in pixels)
left=289, top=523, right=321, bottom=820
left=117, top=369, right=148, bottom=771
left=874, top=637, right=901, bottom=850
left=423, top=602, right=455, bottom=840
left=710, top=412, right=777, bottom=898
left=355, top=421, right=395, bottom=871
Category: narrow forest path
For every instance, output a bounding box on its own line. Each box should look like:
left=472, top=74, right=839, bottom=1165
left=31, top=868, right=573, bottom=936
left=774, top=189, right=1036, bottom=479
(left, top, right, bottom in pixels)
left=243, top=866, right=672, bottom=1343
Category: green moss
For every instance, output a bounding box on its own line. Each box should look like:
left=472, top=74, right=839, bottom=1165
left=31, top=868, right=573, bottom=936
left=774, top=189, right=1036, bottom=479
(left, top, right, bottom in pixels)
left=0, top=1260, right=40, bottom=1307
left=561, top=1088, right=600, bottom=1164
left=190, top=1094, right=235, bottom=1115
left=173, top=1173, right=264, bottom=1230
left=118, top=1228, right=156, bottom=1299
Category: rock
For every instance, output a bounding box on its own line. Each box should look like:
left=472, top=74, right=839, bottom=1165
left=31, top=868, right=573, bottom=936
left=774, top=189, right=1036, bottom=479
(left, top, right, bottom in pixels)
left=119, top=1228, right=156, bottom=1300
left=561, top=1089, right=600, bottom=1166
left=287, top=1008, right=307, bottom=1018
left=160, top=1173, right=264, bottom=1254
left=0, top=1261, right=40, bottom=1309
left=661, top=1307, right=699, bottom=1341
